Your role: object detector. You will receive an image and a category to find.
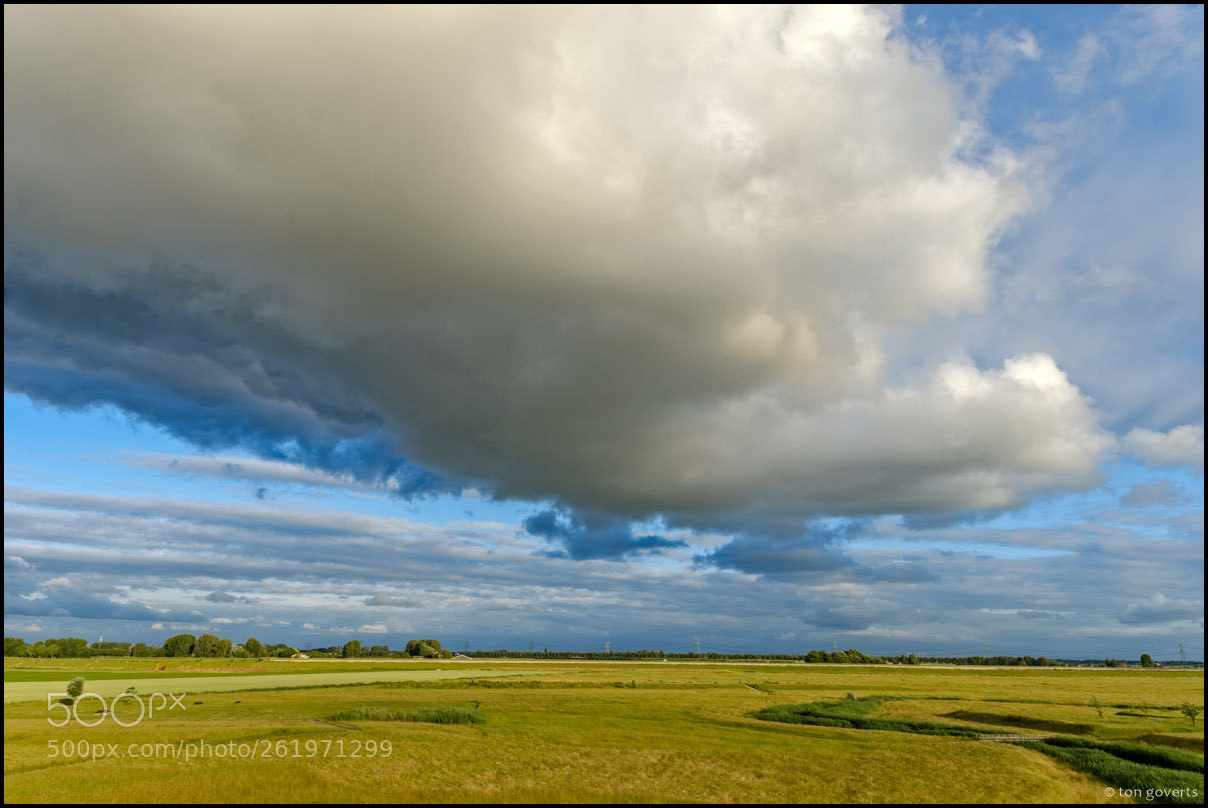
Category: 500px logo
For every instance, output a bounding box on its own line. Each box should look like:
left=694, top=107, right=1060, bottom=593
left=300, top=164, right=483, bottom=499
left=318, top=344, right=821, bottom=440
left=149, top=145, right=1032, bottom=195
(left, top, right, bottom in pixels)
left=47, top=691, right=188, bottom=727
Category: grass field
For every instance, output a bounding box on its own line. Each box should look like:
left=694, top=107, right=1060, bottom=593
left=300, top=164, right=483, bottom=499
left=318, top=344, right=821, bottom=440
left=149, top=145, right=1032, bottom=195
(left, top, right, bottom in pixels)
left=3, top=659, right=1202, bottom=803
left=3, top=667, right=526, bottom=703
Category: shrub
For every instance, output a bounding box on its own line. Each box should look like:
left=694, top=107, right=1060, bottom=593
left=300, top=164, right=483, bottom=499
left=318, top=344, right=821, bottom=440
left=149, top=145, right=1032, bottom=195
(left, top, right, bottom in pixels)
left=1181, top=703, right=1200, bottom=726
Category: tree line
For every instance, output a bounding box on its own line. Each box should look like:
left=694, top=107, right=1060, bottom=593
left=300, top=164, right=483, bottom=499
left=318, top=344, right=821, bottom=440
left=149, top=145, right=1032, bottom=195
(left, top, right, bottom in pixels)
left=3, top=635, right=452, bottom=659
left=468, top=648, right=890, bottom=662
left=3, top=637, right=1178, bottom=666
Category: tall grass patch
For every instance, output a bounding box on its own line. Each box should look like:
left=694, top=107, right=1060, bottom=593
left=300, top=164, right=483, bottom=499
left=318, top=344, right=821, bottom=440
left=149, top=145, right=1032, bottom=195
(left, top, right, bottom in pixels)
left=1036, top=736, right=1203, bottom=773
left=753, top=697, right=984, bottom=738
left=1016, top=742, right=1203, bottom=804
left=329, top=706, right=485, bottom=724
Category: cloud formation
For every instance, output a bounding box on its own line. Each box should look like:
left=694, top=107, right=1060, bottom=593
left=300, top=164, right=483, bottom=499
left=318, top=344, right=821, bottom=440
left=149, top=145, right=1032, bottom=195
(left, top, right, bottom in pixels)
left=1120, top=480, right=1187, bottom=509
left=1, top=6, right=1125, bottom=554
left=1119, top=593, right=1204, bottom=626
left=4, top=484, right=1201, bottom=655
left=1124, top=426, right=1204, bottom=472
left=523, top=508, right=687, bottom=560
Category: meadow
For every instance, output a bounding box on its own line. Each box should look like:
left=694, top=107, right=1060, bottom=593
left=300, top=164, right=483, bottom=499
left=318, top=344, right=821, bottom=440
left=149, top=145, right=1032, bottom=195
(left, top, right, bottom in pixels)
left=3, top=659, right=1202, bottom=803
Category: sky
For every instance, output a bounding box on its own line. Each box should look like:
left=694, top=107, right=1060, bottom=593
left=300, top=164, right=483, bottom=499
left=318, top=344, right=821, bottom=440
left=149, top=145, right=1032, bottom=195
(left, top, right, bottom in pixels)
left=4, top=5, right=1203, bottom=660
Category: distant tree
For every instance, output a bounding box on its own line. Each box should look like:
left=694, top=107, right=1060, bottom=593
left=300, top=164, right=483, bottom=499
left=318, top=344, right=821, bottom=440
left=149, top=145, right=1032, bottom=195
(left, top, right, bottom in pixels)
left=367, top=645, right=390, bottom=657
left=398, top=638, right=452, bottom=658
left=194, top=634, right=223, bottom=658
left=52, top=638, right=89, bottom=657
left=163, top=633, right=197, bottom=657
left=1182, top=702, right=1200, bottom=725
left=342, top=640, right=363, bottom=659
left=4, top=637, right=25, bottom=656
left=218, top=638, right=233, bottom=657
left=908, top=653, right=920, bottom=665
left=90, top=641, right=132, bottom=657
left=1140, top=654, right=1155, bottom=668
left=67, top=676, right=85, bottom=701
left=245, top=637, right=263, bottom=658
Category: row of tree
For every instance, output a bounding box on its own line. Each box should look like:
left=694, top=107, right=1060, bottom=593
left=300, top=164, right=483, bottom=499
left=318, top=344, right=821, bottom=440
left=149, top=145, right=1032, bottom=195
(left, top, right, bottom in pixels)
left=1, top=637, right=1179, bottom=666
left=3, top=635, right=451, bottom=659
left=466, top=648, right=889, bottom=663
left=5, top=637, right=91, bottom=658
left=894, top=654, right=1060, bottom=666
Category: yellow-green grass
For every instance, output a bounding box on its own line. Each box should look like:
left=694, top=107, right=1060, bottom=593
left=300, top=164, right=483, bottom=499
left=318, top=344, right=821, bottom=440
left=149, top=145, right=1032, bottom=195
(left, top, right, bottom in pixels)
left=4, top=660, right=1200, bottom=803
left=4, top=668, right=529, bottom=703
left=3, top=656, right=479, bottom=675
left=878, top=694, right=1205, bottom=747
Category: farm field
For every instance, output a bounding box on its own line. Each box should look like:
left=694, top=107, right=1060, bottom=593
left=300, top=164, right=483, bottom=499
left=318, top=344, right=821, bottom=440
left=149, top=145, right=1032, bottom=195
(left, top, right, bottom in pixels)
left=3, top=660, right=1202, bottom=803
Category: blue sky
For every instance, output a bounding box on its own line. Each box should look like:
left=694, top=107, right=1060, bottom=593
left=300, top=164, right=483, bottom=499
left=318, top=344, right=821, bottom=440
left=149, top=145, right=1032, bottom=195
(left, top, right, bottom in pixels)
left=4, top=5, right=1203, bottom=659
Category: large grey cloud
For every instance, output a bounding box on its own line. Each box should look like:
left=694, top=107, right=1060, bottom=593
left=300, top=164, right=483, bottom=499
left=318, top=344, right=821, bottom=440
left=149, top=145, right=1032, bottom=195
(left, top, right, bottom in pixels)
left=5, top=6, right=1119, bottom=545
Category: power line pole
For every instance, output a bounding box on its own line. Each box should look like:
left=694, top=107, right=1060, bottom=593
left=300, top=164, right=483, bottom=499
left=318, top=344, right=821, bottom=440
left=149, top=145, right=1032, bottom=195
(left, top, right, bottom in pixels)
left=529, top=640, right=534, bottom=654
left=605, top=641, right=611, bottom=655
left=984, top=643, right=990, bottom=657
left=833, top=641, right=838, bottom=655
left=695, top=636, right=701, bottom=655
left=1179, top=643, right=1186, bottom=665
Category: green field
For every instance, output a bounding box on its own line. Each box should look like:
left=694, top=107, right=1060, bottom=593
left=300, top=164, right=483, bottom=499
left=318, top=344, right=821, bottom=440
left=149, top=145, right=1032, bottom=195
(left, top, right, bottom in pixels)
left=3, top=660, right=1202, bottom=803
left=3, top=668, right=528, bottom=703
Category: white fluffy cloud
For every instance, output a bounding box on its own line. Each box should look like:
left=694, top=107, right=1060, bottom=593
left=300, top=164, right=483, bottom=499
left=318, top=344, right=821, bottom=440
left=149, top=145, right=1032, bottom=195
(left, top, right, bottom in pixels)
left=1124, top=425, right=1204, bottom=472
left=4, top=6, right=1110, bottom=533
